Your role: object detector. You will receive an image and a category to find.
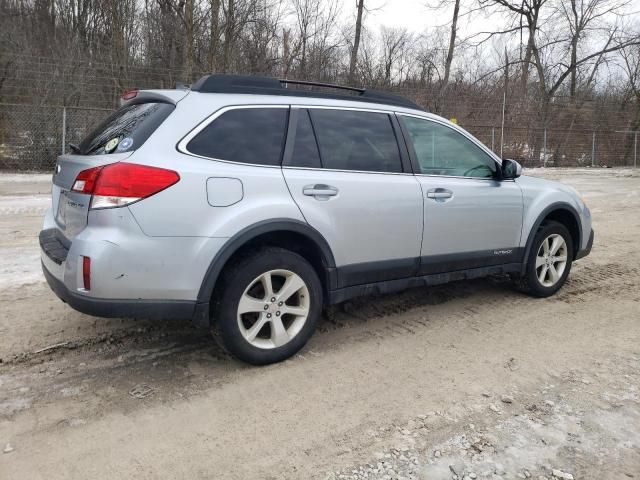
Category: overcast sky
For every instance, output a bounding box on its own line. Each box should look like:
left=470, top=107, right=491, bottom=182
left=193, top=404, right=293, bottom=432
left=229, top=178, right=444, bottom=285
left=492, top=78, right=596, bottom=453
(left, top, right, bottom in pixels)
left=344, top=0, right=459, bottom=31
left=335, top=0, right=640, bottom=36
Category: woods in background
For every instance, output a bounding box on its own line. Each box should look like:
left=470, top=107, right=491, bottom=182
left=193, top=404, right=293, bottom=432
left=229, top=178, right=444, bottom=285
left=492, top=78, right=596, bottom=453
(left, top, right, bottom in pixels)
left=1, top=0, right=640, bottom=168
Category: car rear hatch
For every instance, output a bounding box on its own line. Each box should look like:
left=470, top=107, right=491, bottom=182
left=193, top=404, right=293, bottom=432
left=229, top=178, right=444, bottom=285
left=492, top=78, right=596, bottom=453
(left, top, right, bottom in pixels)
left=49, top=97, right=179, bottom=243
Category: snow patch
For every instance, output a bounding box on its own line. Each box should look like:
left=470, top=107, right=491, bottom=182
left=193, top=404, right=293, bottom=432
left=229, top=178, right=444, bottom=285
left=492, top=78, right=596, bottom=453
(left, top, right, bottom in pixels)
left=0, top=246, right=44, bottom=288
left=0, top=173, right=52, bottom=183
left=0, top=194, right=50, bottom=216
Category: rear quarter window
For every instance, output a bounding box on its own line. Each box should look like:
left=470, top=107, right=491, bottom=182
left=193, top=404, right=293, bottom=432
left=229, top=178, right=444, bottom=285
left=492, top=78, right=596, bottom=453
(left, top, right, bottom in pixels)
left=186, top=107, right=289, bottom=166
left=79, top=102, right=175, bottom=155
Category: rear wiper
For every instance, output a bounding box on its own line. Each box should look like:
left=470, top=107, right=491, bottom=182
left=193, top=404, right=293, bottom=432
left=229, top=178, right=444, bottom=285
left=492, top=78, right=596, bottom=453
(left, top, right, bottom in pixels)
left=68, top=143, right=81, bottom=154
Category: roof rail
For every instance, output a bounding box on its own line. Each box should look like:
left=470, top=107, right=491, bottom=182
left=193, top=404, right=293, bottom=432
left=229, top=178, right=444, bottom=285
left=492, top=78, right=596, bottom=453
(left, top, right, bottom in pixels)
left=190, top=74, right=422, bottom=110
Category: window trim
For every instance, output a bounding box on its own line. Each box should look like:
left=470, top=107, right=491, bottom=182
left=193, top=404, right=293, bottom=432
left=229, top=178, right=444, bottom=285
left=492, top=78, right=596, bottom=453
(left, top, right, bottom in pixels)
left=397, top=113, right=504, bottom=181
left=176, top=104, right=290, bottom=168
left=283, top=105, right=412, bottom=175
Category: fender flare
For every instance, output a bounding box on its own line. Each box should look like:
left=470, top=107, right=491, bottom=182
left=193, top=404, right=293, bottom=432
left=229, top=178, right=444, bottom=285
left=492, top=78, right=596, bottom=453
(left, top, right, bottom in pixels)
left=196, top=219, right=336, bottom=304
left=520, top=202, right=582, bottom=273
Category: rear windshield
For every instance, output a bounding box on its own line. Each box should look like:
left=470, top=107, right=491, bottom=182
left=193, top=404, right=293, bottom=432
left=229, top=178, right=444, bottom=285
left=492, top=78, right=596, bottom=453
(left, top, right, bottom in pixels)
left=78, top=102, right=175, bottom=155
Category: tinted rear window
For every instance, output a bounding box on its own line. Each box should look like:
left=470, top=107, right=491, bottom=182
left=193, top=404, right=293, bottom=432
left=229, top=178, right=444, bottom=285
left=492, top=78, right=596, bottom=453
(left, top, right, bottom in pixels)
left=79, top=102, right=174, bottom=155
left=309, top=109, right=402, bottom=173
left=186, top=108, right=288, bottom=166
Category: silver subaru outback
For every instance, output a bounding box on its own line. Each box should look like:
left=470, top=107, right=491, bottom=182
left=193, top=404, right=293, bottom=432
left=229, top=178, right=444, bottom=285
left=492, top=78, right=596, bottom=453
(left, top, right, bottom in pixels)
left=40, top=75, right=594, bottom=365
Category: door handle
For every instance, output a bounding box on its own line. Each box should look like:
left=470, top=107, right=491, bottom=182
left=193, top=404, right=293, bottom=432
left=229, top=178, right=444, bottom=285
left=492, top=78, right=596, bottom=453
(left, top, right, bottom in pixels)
left=426, top=188, right=453, bottom=199
left=303, top=184, right=338, bottom=198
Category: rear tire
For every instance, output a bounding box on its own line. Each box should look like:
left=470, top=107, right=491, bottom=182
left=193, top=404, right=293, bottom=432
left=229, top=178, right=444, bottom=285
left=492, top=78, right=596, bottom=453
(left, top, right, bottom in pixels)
left=515, top=221, right=574, bottom=298
left=211, top=247, right=322, bottom=365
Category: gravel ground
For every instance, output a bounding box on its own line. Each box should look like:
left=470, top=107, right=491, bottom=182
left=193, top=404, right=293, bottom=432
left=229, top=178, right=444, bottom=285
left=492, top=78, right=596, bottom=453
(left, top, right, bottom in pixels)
left=0, top=168, right=639, bottom=480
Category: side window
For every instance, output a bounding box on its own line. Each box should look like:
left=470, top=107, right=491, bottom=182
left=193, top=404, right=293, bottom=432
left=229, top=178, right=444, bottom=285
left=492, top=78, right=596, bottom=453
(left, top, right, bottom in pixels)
left=186, top=108, right=288, bottom=165
left=288, top=109, right=322, bottom=168
left=310, top=109, right=402, bottom=173
left=400, top=116, right=497, bottom=178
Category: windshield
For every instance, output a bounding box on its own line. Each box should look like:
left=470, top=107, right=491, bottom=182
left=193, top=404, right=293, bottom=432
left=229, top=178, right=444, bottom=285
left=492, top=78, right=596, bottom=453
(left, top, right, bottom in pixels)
left=78, top=102, right=175, bottom=155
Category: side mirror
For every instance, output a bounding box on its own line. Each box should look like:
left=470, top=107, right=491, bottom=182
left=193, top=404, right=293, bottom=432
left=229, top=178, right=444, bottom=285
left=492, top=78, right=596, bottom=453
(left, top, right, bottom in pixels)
left=501, top=159, right=522, bottom=179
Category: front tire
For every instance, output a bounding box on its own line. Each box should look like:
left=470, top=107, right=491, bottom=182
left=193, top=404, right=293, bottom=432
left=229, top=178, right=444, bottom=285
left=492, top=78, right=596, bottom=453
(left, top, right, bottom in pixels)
left=212, top=247, right=323, bottom=365
left=516, top=221, right=574, bottom=298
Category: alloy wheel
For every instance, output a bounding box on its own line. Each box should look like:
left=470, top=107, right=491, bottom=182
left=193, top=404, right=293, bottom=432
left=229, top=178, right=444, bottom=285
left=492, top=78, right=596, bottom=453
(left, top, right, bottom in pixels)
left=236, top=269, right=310, bottom=349
left=535, top=234, right=568, bottom=287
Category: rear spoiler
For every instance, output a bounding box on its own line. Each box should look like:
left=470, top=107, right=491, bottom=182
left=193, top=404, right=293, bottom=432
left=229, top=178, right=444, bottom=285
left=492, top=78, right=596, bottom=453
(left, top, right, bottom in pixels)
left=119, top=89, right=189, bottom=107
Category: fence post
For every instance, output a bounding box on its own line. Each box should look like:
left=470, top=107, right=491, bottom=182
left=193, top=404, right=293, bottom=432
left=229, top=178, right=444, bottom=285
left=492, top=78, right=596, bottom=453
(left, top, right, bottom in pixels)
left=543, top=128, right=547, bottom=167
left=61, top=106, right=67, bottom=155
left=500, top=92, right=506, bottom=159
left=491, top=127, right=495, bottom=152
left=634, top=131, right=638, bottom=168
left=591, top=131, right=596, bottom=167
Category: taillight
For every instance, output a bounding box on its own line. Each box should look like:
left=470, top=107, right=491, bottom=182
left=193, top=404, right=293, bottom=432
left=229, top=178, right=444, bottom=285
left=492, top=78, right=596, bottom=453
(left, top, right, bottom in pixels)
left=71, top=163, right=180, bottom=209
left=72, top=166, right=103, bottom=193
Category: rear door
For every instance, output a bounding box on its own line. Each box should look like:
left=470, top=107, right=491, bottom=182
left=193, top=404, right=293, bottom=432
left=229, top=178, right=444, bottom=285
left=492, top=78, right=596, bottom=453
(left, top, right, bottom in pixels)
left=398, top=114, right=524, bottom=274
left=282, top=107, right=423, bottom=288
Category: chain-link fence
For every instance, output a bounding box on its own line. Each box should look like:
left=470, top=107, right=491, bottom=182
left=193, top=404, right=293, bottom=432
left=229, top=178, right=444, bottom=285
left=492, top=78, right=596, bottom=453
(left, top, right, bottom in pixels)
left=466, top=125, right=639, bottom=168
left=0, top=103, right=112, bottom=171
left=1, top=102, right=638, bottom=171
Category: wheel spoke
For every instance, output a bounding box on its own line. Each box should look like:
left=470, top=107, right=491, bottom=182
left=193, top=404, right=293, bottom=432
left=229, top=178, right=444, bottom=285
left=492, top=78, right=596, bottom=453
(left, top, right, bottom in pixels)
left=535, top=255, right=546, bottom=268
left=542, top=237, right=550, bottom=255
left=244, top=314, right=267, bottom=342
left=277, top=274, right=306, bottom=303
left=550, top=235, right=563, bottom=255
left=538, top=265, right=548, bottom=284
left=548, top=264, right=559, bottom=283
left=281, top=305, right=308, bottom=317
left=554, top=255, right=567, bottom=263
left=270, top=317, right=289, bottom=347
left=238, top=294, right=266, bottom=314
left=259, top=272, right=274, bottom=298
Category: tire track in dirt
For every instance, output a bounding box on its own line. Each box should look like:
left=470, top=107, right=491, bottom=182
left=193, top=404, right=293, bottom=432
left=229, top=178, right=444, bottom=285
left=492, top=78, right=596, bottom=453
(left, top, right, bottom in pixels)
left=318, top=261, right=639, bottom=345
left=4, top=262, right=636, bottom=368
left=2, top=259, right=636, bottom=421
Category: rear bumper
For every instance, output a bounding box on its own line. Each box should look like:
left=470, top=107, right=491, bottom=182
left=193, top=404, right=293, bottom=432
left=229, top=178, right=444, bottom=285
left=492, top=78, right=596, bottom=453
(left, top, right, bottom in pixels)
left=38, top=202, right=227, bottom=326
left=42, top=260, right=208, bottom=321
left=575, top=228, right=594, bottom=260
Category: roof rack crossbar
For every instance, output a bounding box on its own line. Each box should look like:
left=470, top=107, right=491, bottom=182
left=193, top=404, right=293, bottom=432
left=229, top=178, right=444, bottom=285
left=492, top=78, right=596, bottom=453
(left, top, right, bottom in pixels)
left=280, top=79, right=365, bottom=94
left=190, top=74, right=422, bottom=110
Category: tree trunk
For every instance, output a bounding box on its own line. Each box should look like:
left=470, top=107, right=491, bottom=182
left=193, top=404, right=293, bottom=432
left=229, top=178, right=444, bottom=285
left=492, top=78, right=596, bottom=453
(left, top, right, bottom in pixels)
left=223, top=0, right=235, bottom=73
left=185, top=0, right=195, bottom=80
left=348, top=0, right=364, bottom=84
left=520, top=14, right=536, bottom=96
left=441, top=0, right=460, bottom=88
left=209, top=0, right=220, bottom=72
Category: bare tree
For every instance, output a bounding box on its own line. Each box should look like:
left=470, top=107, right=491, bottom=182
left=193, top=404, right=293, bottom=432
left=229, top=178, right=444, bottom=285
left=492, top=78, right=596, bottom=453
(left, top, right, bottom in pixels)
left=442, top=0, right=460, bottom=90
left=348, top=0, right=364, bottom=84
left=379, top=27, right=412, bottom=85
left=209, top=0, right=221, bottom=72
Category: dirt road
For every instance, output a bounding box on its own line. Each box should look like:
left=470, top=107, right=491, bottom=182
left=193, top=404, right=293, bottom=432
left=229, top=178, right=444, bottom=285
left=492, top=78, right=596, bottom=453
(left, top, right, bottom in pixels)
left=1, top=169, right=639, bottom=480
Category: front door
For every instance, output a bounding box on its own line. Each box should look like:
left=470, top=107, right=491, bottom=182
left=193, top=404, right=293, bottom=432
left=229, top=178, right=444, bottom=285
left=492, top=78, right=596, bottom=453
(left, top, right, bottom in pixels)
left=398, top=114, right=524, bottom=275
left=283, top=107, right=423, bottom=287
